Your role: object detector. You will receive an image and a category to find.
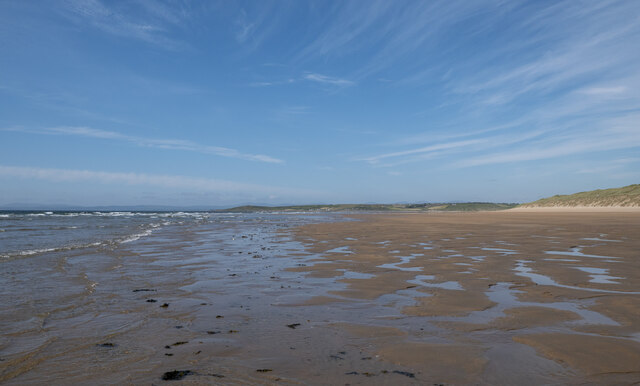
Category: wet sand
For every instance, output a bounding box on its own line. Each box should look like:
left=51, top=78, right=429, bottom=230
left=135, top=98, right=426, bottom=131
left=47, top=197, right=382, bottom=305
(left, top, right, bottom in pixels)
left=290, top=210, right=640, bottom=384
left=1, top=210, right=639, bottom=384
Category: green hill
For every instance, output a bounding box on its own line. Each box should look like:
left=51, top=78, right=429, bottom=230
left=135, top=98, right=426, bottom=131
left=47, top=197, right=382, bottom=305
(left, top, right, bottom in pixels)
left=520, top=184, right=640, bottom=208
left=214, top=202, right=517, bottom=213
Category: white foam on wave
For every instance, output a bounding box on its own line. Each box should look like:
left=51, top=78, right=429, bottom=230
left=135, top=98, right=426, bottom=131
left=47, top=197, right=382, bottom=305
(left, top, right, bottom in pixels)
left=120, top=229, right=154, bottom=243
left=118, top=222, right=167, bottom=244
left=1, top=241, right=104, bottom=259
left=2, top=223, right=163, bottom=258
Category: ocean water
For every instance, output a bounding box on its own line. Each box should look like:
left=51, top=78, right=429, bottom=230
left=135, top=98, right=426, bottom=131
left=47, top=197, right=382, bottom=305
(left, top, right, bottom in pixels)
left=0, top=211, right=342, bottom=384
left=0, top=211, right=210, bottom=259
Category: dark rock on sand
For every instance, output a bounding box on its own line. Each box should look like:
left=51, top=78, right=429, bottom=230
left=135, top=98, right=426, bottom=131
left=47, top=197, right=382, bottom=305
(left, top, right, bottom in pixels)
left=392, top=370, right=415, bottom=378
left=161, top=370, right=192, bottom=380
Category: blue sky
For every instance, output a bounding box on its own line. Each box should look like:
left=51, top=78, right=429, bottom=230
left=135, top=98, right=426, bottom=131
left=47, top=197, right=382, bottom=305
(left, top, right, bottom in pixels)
left=1, top=0, right=639, bottom=207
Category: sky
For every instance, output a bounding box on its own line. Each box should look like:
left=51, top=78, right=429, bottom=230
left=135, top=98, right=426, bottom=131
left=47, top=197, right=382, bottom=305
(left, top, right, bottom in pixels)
left=1, top=0, right=639, bottom=207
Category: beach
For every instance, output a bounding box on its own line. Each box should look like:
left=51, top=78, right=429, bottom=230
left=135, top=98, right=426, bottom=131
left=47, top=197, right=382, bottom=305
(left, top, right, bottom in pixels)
left=1, top=210, right=639, bottom=384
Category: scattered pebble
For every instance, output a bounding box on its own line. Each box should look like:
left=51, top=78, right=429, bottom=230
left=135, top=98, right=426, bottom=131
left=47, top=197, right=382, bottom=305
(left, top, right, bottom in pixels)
left=286, top=323, right=301, bottom=329
left=160, top=303, right=169, bottom=308
left=256, top=369, right=273, bottom=373
left=97, top=343, right=116, bottom=348
left=146, top=299, right=157, bottom=303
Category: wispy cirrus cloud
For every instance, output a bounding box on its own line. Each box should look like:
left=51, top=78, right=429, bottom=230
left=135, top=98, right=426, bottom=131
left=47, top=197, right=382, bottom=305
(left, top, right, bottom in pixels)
left=248, top=78, right=296, bottom=87
left=354, top=1, right=640, bottom=171
left=294, top=1, right=494, bottom=80
left=576, top=157, right=640, bottom=175
left=578, top=86, right=627, bottom=96
left=0, top=165, right=309, bottom=197
left=249, top=73, right=354, bottom=88
left=359, top=139, right=484, bottom=165
left=4, top=126, right=283, bottom=164
left=447, top=1, right=640, bottom=106
left=59, top=0, right=191, bottom=49
left=359, top=109, right=640, bottom=169
left=304, top=73, right=354, bottom=86
left=456, top=129, right=640, bottom=168
left=359, top=127, right=553, bottom=167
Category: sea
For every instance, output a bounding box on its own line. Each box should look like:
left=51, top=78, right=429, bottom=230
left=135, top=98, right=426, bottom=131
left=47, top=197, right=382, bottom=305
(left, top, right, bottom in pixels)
left=0, top=210, right=343, bottom=384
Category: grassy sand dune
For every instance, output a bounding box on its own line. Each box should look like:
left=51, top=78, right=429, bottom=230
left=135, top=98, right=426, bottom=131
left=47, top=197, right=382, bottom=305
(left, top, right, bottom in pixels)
left=519, top=184, right=640, bottom=208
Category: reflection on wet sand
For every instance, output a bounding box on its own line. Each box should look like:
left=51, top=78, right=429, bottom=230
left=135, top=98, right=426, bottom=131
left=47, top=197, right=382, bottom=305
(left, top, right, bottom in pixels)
left=1, top=211, right=639, bottom=384
left=291, top=210, right=640, bottom=384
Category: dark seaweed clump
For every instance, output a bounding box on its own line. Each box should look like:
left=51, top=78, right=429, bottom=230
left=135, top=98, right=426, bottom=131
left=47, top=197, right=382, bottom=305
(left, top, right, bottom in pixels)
left=161, top=370, right=193, bottom=380
left=393, top=370, right=415, bottom=378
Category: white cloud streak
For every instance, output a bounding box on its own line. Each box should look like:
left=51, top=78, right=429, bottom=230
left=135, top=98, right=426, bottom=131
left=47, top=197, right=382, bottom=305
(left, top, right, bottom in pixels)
left=0, top=165, right=306, bottom=196
left=59, top=0, right=190, bottom=49
left=294, top=1, right=496, bottom=80
left=456, top=114, right=640, bottom=167
left=249, top=73, right=354, bottom=88
left=304, top=73, right=354, bottom=86
left=448, top=1, right=640, bottom=106
left=360, top=139, right=484, bottom=164
left=353, top=1, right=640, bottom=170
left=6, top=127, right=283, bottom=164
